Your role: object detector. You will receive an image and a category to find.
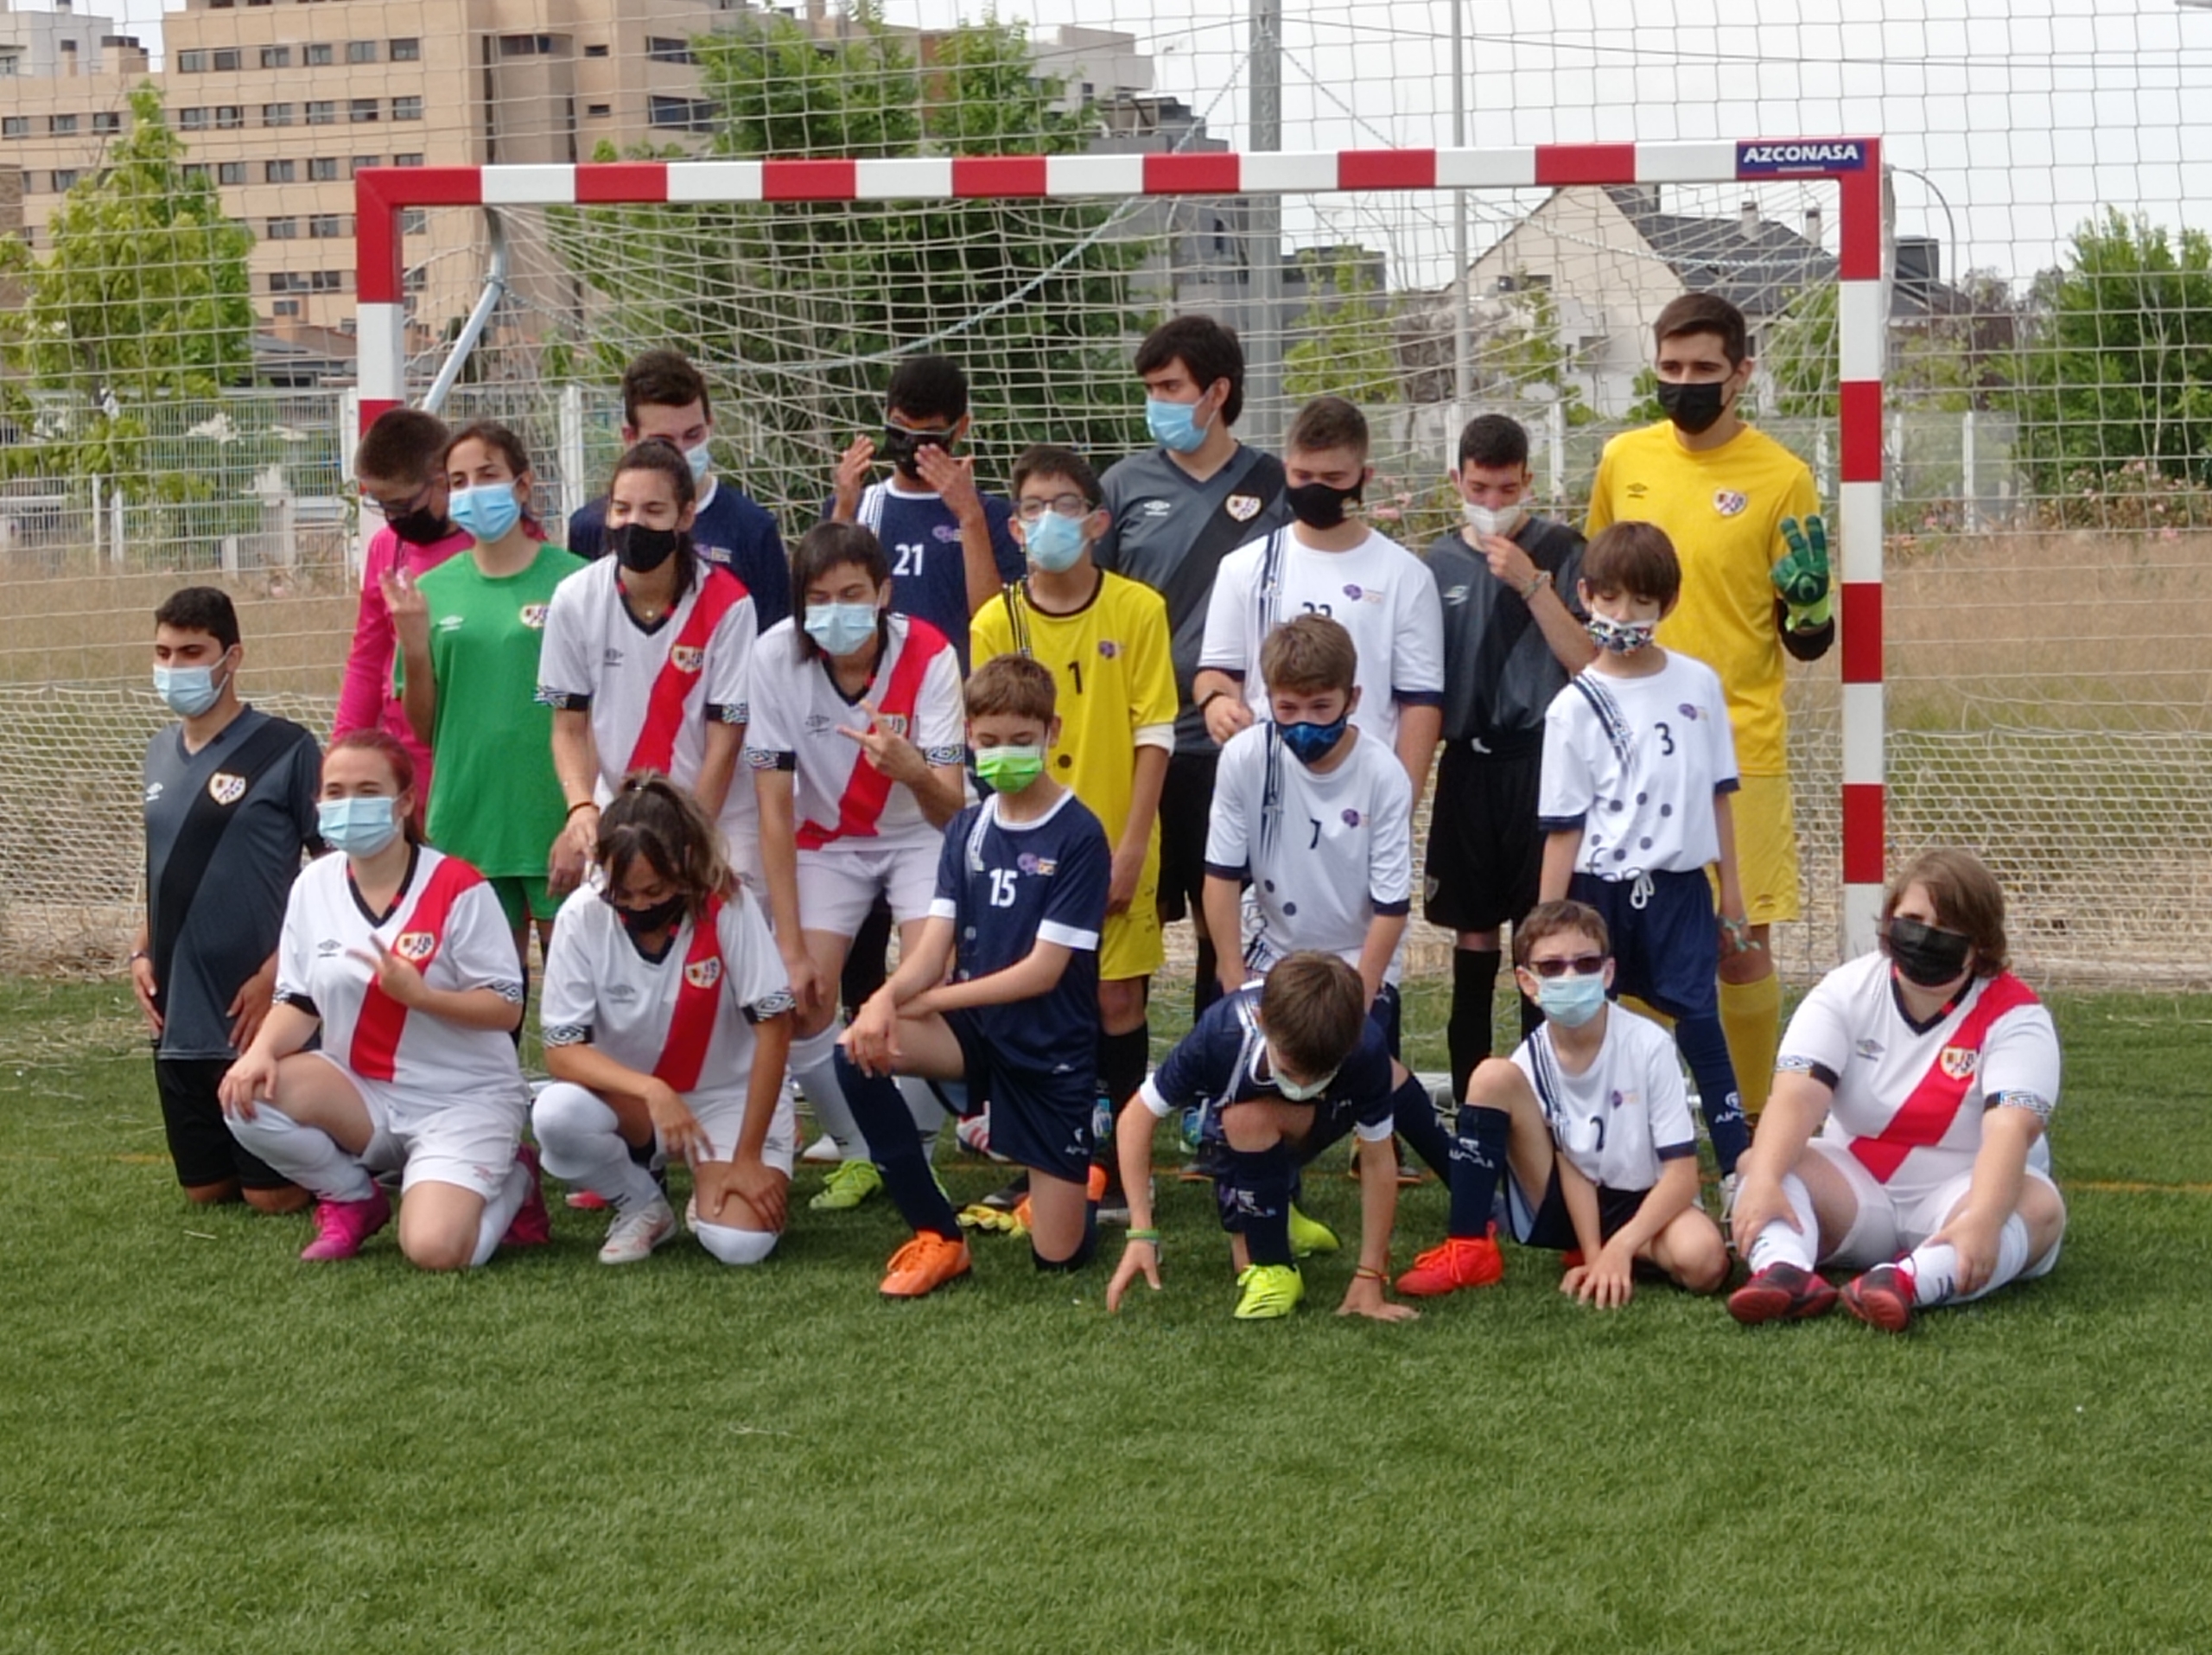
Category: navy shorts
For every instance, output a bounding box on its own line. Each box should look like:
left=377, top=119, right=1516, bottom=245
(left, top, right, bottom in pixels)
left=1508, top=1166, right=1653, bottom=1251
left=944, top=1009, right=1093, bottom=1184
left=1569, top=867, right=1719, bottom=1020
left=1205, top=1095, right=1371, bottom=1232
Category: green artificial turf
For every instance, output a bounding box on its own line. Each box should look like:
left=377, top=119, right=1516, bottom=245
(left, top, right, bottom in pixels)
left=3, top=978, right=2209, bottom=1654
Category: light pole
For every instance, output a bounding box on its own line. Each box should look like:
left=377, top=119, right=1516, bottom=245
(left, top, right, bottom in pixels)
left=1247, top=0, right=1284, bottom=449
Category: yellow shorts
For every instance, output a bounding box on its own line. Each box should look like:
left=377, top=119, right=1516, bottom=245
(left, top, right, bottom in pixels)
left=1100, top=869, right=1164, bottom=983
left=1730, top=772, right=1802, bottom=926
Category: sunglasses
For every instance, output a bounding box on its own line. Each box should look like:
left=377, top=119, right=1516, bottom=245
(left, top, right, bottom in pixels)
left=1522, top=953, right=1605, bottom=979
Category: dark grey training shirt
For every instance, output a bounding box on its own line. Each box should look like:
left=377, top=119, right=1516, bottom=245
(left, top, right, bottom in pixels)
left=1426, top=514, right=1589, bottom=755
left=1095, top=442, right=1291, bottom=755
left=143, top=707, right=321, bottom=1060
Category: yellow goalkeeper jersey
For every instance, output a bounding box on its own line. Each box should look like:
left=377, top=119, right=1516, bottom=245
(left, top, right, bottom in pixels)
left=970, top=570, right=1179, bottom=853
left=1586, top=420, right=1821, bottom=777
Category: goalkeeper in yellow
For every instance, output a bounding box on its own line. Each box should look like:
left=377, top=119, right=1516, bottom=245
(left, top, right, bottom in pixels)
left=1587, top=293, right=1833, bottom=1137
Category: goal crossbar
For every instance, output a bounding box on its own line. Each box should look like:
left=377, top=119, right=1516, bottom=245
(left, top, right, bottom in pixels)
left=353, top=136, right=1890, bottom=954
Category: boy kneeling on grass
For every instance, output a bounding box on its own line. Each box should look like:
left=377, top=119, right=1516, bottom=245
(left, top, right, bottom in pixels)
left=1107, top=952, right=1418, bottom=1323
left=1398, top=900, right=1728, bottom=1307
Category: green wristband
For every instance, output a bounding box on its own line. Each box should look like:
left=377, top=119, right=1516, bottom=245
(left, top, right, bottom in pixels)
left=1127, top=1230, right=1161, bottom=1245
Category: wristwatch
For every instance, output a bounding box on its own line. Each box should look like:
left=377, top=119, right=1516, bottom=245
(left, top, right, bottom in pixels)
left=1519, top=569, right=1551, bottom=602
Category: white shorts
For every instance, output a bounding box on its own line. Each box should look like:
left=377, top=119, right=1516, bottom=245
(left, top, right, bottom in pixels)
left=315, top=1052, right=524, bottom=1201
left=684, top=1085, right=799, bottom=1176
left=796, top=839, right=938, bottom=937
left=1807, top=1136, right=2065, bottom=1280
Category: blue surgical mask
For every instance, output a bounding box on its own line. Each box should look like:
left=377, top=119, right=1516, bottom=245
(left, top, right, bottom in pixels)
left=1023, top=510, right=1089, bottom=573
left=804, top=602, right=880, bottom=659
left=152, top=654, right=232, bottom=718
left=448, top=483, right=522, bottom=544
left=1278, top=715, right=1349, bottom=766
left=1586, top=614, right=1658, bottom=654
left=1145, top=396, right=1208, bottom=455
left=318, top=795, right=400, bottom=857
left=684, top=441, right=713, bottom=484
left=1536, top=971, right=1609, bottom=1028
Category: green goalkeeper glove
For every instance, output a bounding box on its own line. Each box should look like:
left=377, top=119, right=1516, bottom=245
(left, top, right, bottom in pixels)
left=1773, top=513, right=1832, bottom=631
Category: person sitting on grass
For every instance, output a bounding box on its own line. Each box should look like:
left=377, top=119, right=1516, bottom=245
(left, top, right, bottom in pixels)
left=1395, top=900, right=1728, bottom=1307
left=532, top=774, right=797, bottom=1267
left=1107, top=952, right=1419, bottom=1324
left=1728, top=849, right=2067, bottom=1332
left=217, top=731, right=546, bottom=1270
left=834, top=655, right=1112, bottom=1299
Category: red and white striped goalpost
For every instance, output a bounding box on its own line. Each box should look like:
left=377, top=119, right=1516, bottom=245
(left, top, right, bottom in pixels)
left=354, top=137, right=1889, bottom=957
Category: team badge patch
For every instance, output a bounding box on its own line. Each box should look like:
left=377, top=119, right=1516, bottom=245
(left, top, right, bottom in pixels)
left=207, top=773, right=246, bottom=805
left=394, top=931, right=436, bottom=963
left=1713, top=490, right=1748, bottom=517
left=1225, top=493, right=1262, bottom=523
left=1938, top=1046, right=1979, bottom=1079
left=670, top=645, right=705, bottom=673
left=879, top=713, right=909, bottom=738
left=684, top=958, right=723, bottom=990
left=1097, top=640, right=1120, bottom=659
left=519, top=603, right=549, bottom=629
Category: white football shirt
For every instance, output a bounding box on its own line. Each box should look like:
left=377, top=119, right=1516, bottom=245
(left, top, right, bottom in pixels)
left=744, top=613, right=966, bottom=851
left=275, top=846, right=529, bottom=1107
left=539, top=882, right=794, bottom=1109
left=1198, top=526, right=1446, bottom=747
left=1781, top=952, right=2061, bottom=1193
left=1538, top=651, right=1738, bottom=879
left=1204, top=722, right=1413, bottom=983
left=1511, top=1006, right=1697, bottom=1192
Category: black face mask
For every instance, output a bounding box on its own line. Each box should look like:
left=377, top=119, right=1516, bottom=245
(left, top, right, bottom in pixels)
left=606, top=891, right=688, bottom=938
left=1654, top=379, right=1732, bottom=436
left=612, top=523, right=682, bottom=575
left=881, top=425, right=953, bottom=475
left=1284, top=479, right=1363, bottom=531
left=388, top=504, right=453, bottom=546
left=1883, top=916, right=1974, bottom=989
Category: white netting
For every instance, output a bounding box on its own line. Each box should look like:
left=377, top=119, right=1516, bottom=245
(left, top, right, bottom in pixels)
left=5, top=2, right=2212, bottom=984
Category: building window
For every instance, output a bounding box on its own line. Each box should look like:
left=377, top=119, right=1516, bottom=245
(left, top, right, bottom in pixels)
left=308, top=213, right=345, bottom=238
left=347, top=41, right=378, bottom=64
left=307, top=101, right=335, bottom=125
left=266, top=216, right=299, bottom=239
left=650, top=97, right=714, bottom=131
left=307, top=156, right=338, bottom=181
left=177, top=50, right=207, bottom=73
left=584, top=42, right=609, bottom=58
left=272, top=300, right=302, bottom=317
left=392, top=97, right=422, bottom=121
left=51, top=170, right=79, bottom=192
left=268, top=272, right=301, bottom=293
left=390, top=38, right=420, bottom=61
left=403, top=268, right=427, bottom=294
left=181, top=162, right=208, bottom=181
left=1, top=117, right=26, bottom=138
left=178, top=107, right=208, bottom=130
left=500, top=35, right=556, bottom=56
left=349, top=155, right=378, bottom=175
left=586, top=103, right=610, bottom=118
left=49, top=114, right=79, bottom=136
left=305, top=43, right=332, bottom=66
left=212, top=48, right=240, bottom=71
left=92, top=111, right=120, bottom=133
left=350, top=99, right=378, bottom=123
left=647, top=37, right=694, bottom=64
left=264, top=160, right=295, bottom=183
left=393, top=152, right=423, bottom=167
left=401, top=208, right=428, bottom=234
left=310, top=271, right=347, bottom=293
left=215, top=106, right=244, bottom=130
left=219, top=161, right=247, bottom=184
left=260, top=46, right=290, bottom=69
left=263, top=104, right=293, bottom=127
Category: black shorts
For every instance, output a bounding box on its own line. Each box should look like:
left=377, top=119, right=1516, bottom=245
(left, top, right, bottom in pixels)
left=1423, top=742, right=1546, bottom=935
left=1509, top=1165, right=1652, bottom=1251
left=945, top=1009, right=1094, bottom=1184
left=1569, top=867, right=1719, bottom=1021
left=1154, top=748, right=1220, bottom=926
left=155, top=1055, right=294, bottom=1192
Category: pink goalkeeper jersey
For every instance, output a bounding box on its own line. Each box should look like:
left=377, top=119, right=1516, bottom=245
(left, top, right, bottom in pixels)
left=333, top=523, right=472, bottom=803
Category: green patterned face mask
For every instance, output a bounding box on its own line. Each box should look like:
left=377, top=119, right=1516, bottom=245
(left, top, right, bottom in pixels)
left=974, top=744, right=1046, bottom=794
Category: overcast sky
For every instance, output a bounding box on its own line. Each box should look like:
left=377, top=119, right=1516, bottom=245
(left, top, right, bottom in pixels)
left=87, top=0, right=2212, bottom=287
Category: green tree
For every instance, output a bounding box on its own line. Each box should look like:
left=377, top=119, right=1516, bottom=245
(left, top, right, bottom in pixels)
left=1285, top=251, right=1400, bottom=404
left=546, top=9, right=1153, bottom=514
left=1764, top=273, right=2023, bottom=420
left=2010, top=211, right=2212, bottom=489
left=1472, top=282, right=1594, bottom=425
left=0, top=83, right=255, bottom=503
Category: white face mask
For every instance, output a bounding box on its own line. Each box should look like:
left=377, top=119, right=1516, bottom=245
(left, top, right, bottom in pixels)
left=1462, top=500, right=1528, bottom=540
left=1267, top=1044, right=1338, bottom=1102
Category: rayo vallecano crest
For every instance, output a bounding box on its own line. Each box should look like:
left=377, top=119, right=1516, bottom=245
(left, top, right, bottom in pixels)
left=394, top=931, right=436, bottom=963
left=1226, top=493, right=1262, bottom=522
left=670, top=645, right=705, bottom=673
left=684, top=958, right=723, bottom=990
left=207, top=773, right=246, bottom=805
left=1938, top=1046, right=1979, bottom=1080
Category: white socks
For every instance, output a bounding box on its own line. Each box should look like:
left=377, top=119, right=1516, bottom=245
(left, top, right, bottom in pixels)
left=1905, top=1213, right=2031, bottom=1308
left=789, top=1024, right=863, bottom=1157
left=531, top=1082, right=664, bottom=1213
left=226, top=1104, right=374, bottom=1203
left=1746, top=1173, right=1821, bottom=1275
left=469, top=1156, right=531, bottom=1268
left=694, top=1222, right=779, bottom=1266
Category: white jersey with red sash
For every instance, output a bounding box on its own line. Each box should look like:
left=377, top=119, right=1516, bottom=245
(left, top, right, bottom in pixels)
left=275, top=846, right=529, bottom=1109
left=539, top=881, right=794, bottom=1108
left=538, top=555, right=756, bottom=806
left=1778, top=952, right=2061, bottom=1195
left=744, top=612, right=965, bottom=853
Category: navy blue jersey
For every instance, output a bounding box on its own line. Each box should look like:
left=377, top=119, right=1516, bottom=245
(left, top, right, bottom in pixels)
left=931, top=790, right=1109, bottom=1077
left=835, top=481, right=1023, bottom=665
left=571, top=480, right=791, bottom=631
left=1139, top=986, right=1395, bottom=1137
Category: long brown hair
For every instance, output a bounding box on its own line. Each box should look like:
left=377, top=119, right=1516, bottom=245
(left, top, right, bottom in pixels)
left=595, top=771, right=734, bottom=915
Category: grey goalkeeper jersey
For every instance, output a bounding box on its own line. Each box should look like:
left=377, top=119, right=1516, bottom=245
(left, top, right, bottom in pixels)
left=1426, top=515, right=1589, bottom=756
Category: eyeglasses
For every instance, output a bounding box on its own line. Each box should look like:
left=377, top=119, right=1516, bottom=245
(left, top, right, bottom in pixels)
left=1014, top=493, right=1094, bottom=522
left=1522, top=953, right=1605, bottom=978
left=358, top=481, right=432, bottom=519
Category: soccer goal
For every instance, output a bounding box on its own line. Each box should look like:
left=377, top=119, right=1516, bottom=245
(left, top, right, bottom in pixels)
left=353, top=138, right=1890, bottom=960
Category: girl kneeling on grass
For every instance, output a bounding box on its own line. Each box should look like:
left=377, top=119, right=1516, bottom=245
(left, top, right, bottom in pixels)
left=219, top=731, right=546, bottom=1269
left=531, top=774, right=798, bottom=1265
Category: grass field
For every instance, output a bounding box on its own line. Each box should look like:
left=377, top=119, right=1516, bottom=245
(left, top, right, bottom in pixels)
left=4, top=976, right=2211, bottom=1654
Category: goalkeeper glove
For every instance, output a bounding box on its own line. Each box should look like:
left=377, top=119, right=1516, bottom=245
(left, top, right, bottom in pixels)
left=1773, top=513, right=1832, bottom=631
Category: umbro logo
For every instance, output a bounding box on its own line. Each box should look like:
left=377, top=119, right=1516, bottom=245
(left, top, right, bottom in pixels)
left=436, top=614, right=465, bottom=633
